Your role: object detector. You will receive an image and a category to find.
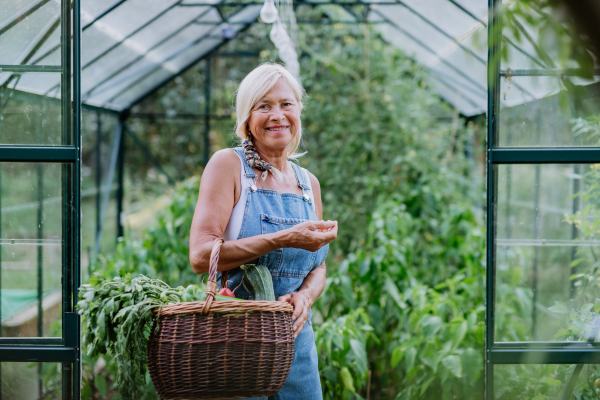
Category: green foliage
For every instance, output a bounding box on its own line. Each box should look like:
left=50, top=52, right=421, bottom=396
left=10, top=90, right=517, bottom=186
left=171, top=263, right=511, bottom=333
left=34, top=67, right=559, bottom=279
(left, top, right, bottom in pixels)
left=316, top=309, right=372, bottom=400
left=500, top=0, right=595, bottom=75
left=286, top=23, right=489, bottom=399
left=94, top=176, right=202, bottom=286
left=298, top=24, right=465, bottom=254
left=315, top=199, right=486, bottom=399
left=77, top=271, right=207, bottom=399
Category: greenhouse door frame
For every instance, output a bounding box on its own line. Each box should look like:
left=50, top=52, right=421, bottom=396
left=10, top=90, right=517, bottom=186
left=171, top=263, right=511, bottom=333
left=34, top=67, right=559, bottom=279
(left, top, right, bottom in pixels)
left=0, top=0, right=81, bottom=398
left=485, top=0, right=600, bottom=399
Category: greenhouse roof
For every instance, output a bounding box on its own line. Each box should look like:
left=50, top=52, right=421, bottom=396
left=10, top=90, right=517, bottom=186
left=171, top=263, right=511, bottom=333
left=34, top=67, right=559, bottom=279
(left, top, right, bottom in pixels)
left=0, top=0, right=572, bottom=116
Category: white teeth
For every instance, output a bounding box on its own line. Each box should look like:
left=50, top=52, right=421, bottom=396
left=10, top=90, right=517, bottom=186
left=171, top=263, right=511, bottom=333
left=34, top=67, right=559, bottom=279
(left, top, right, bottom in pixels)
left=268, top=127, right=286, bottom=131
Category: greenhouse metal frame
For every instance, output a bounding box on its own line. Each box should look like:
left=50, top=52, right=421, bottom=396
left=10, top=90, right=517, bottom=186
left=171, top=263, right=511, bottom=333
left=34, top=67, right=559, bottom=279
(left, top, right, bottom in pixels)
left=486, top=0, right=600, bottom=399
left=0, top=0, right=82, bottom=398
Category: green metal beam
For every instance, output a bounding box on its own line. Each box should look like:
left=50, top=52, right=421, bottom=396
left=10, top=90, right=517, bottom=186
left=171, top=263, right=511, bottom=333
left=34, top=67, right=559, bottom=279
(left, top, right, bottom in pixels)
left=129, top=112, right=233, bottom=119
left=485, top=0, right=500, bottom=399
left=492, top=148, right=600, bottom=164
left=500, top=68, right=600, bottom=76
left=0, top=146, right=77, bottom=162
left=82, top=0, right=128, bottom=31
left=490, top=349, right=600, bottom=364
left=0, top=65, right=61, bottom=73
left=0, top=338, right=63, bottom=346
left=193, top=19, right=382, bottom=24
left=0, top=347, right=78, bottom=362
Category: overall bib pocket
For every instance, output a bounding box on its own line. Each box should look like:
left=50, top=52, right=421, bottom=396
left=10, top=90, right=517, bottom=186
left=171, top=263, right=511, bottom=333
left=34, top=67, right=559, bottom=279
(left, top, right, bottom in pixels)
left=259, top=213, right=318, bottom=278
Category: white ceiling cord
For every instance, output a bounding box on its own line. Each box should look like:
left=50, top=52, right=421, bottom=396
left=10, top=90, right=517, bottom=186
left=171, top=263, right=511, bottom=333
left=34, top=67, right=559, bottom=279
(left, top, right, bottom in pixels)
left=261, top=0, right=300, bottom=79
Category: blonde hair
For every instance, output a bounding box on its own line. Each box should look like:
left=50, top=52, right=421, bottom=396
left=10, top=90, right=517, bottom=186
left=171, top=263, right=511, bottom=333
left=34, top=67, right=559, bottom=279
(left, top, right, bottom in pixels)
left=234, top=63, right=305, bottom=158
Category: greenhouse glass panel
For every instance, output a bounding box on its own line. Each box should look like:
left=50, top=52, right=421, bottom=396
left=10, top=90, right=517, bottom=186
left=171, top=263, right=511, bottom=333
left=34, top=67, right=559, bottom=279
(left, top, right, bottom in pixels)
left=103, top=68, right=173, bottom=111
left=0, top=0, right=61, bottom=66
left=80, top=26, right=121, bottom=67
left=494, top=163, right=600, bottom=343
left=498, top=76, right=600, bottom=147
left=80, top=0, right=124, bottom=22
left=494, top=364, right=600, bottom=400
left=13, top=73, right=62, bottom=103
left=487, top=0, right=600, bottom=398
left=148, top=23, right=218, bottom=62
left=0, top=82, right=64, bottom=145
left=428, top=75, right=484, bottom=117
left=124, top=6, right=214, bottom=51
left=95, top=0, right=179, bottom=38
left=80, top=111, right=120, bottom=265
left=28, top=26, right=62, bottom=66
left=371, top=2, right=488, bottom=116
left=1, top=362, right=62, bottom=399
left=0, top=163, right=64, bottom=338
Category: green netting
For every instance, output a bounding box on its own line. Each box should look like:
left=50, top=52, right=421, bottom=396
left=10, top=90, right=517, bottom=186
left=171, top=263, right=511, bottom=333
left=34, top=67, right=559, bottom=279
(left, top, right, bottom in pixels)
left=1, top=289, right=55, bottom=321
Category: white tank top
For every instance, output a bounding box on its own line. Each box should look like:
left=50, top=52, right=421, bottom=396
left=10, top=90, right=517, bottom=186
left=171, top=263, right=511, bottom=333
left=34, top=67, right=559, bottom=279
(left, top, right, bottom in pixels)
left=223, top=149, right=315, bottom=241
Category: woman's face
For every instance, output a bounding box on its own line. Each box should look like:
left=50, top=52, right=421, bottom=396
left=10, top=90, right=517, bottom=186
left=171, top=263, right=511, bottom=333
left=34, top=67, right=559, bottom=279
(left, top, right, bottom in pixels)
left=247, top=78, right=300, bottom=152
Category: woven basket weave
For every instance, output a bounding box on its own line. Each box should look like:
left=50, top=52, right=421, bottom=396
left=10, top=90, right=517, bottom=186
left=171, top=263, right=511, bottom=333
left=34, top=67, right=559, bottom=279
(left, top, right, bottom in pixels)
left=147, top=239, right=295, bottom=400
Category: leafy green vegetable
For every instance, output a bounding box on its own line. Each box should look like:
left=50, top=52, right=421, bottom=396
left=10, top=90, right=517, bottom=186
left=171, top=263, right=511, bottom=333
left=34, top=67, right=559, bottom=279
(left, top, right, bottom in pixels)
left=77, top=269, right=240, bottom=399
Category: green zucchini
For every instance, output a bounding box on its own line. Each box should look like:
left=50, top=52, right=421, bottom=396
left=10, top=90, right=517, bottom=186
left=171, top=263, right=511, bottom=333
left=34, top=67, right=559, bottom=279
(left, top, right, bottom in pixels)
left=240, top=264, right=275, bottom=301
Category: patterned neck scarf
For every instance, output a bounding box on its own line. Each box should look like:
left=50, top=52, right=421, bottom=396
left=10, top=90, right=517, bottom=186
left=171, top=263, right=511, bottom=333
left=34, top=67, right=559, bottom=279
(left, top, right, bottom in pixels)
left=242, top=139, right=283, bottom=181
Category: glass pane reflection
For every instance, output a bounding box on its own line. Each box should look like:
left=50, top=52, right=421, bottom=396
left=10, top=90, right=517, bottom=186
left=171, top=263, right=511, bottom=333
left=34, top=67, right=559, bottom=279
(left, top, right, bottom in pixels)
left=498, top=75, right=600, bottom=147
left=0, top=76, right=65, bottom=146
left=1, top=362, right=62, bottom=400
left=495, top=164, right=600, bottom=343
left=495, top=364, right=600, bottom=400
left=0, top=163, right=63, bottom=338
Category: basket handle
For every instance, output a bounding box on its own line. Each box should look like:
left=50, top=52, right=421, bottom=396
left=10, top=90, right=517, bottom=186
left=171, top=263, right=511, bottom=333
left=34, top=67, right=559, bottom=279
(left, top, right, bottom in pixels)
left=202, top=238, right=225, bottom=314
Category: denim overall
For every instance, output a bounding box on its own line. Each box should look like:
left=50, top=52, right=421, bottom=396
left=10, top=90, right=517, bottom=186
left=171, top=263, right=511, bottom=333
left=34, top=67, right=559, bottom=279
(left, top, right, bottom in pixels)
left=223, top=147, right=328, bottom=400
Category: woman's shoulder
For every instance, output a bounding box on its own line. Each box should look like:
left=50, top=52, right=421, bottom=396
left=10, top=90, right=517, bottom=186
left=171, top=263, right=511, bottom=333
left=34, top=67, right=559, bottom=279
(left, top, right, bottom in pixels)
left=203, top=148, right=243, bottom=181
left=207, top=148, right=241, bottom=168
left=300, top=166, right=320, bottom=191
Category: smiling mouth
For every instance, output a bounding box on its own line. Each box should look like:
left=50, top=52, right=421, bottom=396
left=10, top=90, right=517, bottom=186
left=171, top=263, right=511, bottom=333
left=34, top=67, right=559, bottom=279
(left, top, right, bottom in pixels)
left=267, top=126, right=288, bottom=131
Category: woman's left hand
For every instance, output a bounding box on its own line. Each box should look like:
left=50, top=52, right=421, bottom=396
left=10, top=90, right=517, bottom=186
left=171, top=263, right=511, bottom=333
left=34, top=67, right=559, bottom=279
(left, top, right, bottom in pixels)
left=277, top=291, right=312, bottom=339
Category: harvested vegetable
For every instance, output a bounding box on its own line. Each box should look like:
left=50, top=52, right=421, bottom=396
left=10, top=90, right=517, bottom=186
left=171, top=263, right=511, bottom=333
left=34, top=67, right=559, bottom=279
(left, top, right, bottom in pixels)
left=241, top=264, right=275, bottom=301
left=218, top=287, right=236, bottom=297
left=77, top=269, right=243, bottom=399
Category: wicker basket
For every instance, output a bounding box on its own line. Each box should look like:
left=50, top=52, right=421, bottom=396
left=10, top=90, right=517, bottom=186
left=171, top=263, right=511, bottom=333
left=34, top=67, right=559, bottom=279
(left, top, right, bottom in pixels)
left=147, top=239, right=295, bottom=400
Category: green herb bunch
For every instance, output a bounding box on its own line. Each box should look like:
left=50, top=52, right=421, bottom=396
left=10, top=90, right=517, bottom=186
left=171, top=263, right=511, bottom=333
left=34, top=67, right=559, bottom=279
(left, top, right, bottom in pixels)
left=77, top=269, right=207, bottom=399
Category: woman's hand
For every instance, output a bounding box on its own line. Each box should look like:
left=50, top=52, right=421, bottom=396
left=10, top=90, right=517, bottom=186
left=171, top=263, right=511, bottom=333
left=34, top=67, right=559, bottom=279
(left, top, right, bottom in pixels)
left=278, top=291, right=313, bottom=339
left=280, top=220, right=337, bottom=252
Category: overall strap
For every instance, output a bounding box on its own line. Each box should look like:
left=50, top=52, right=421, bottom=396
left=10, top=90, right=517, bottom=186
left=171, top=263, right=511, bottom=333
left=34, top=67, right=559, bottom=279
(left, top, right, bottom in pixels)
left=291, top=162, right=312, bottom=203
left=291, top=162, right=310, bottom=190
left=232, top=147, right=256, bottom=179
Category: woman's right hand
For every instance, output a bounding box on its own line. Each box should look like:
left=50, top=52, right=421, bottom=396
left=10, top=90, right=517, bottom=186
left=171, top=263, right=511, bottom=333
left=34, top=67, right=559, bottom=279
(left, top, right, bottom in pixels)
left=280, top=220, right=338, bottom=252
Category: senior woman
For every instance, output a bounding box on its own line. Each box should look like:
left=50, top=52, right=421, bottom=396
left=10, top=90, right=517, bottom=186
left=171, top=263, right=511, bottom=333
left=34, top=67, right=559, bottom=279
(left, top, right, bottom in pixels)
left=189, top=62, right=337, bottom=399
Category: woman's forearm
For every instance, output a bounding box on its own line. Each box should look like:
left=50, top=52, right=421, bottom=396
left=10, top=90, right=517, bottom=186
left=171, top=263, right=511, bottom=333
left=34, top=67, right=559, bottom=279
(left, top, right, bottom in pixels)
left=190, top=221, right=336, bottom=274
left=190, top=231, right=286, bottom=274
left=297, top=263, right=326, bottom=306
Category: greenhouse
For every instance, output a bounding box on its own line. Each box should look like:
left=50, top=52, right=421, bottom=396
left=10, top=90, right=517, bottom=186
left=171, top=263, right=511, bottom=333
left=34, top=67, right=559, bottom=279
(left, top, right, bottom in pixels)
left=1, top=0, right=600, bottom=399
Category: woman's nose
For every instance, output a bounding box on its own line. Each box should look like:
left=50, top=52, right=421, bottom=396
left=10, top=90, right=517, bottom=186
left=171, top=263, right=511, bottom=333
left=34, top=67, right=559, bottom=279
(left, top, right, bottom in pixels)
left=270, top=106, right=285, bottom=120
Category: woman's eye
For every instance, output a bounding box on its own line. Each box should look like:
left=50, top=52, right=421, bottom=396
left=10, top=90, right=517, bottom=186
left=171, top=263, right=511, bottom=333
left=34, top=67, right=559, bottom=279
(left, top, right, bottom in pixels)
left=258, top=104, right=268, bottom=110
